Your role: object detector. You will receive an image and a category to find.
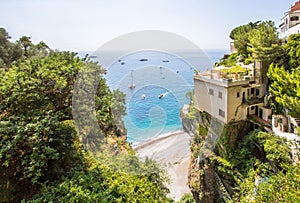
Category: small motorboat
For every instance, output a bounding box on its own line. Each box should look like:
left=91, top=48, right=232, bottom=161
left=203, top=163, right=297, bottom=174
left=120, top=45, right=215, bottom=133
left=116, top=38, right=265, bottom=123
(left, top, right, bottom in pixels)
left=158, top=92, right=168, bottom=99
left=141, top=94, right=146, bottom=100
left=139, top=58, right=148, bottom=61
left=128, top=84, right=136, bottom=89
left=121, top=62, right=125, bottom=65
left=162, top=60, right=169, bottom=62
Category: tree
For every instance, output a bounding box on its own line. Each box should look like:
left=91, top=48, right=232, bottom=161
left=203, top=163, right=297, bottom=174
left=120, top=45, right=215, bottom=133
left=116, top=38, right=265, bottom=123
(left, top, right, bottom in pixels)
left=229, top=21, right=260, bottom=59
left=248, top=21, right=284, bottom=63
left=0, top=51, right=88, bottom=201
left=16, top=36, right=34, bottom=58
left=230, top=24, right=253, bottom=58
left=111, top=90, right=127, bottom=135
left=229, top=21, right=260, bottom=40
left=0, top=49, right=125, bottom=201
left=0, top=32, right=171, bottom=202
left=16, top=36, right=51, bottom=59
left=284, top=34, right=300, bottom=71
left=229, top=21, right=285, bottom=64
left=267, top=64, right=300, bottom=117
left=178, top=193, right=195, bottom=203
left=238, top=164, right=300, bottom=203
left=0, top=28, right=22, bottom=68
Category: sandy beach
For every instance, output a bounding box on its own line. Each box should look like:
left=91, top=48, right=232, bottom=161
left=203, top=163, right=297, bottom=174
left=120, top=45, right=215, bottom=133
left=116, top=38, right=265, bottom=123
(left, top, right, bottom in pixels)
left=134, top=131, right=192, bottom=201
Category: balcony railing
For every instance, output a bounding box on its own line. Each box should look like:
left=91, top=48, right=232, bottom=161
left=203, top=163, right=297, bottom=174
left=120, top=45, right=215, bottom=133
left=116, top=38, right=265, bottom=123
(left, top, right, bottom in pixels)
left=272, top=125, right=299, bottom=141
left=248, top=114, right=271, bottom=127
left=243, top=96, right=264, bottom=106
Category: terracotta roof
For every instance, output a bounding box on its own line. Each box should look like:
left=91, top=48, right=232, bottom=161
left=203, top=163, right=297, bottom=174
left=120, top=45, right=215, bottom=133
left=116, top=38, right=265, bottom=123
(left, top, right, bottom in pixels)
left=291, top=1, right=300, bottom=13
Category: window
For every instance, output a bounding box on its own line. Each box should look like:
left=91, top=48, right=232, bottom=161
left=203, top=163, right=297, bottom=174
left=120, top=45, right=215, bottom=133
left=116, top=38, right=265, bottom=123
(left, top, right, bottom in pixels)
left=218, top=91, right=222, bottom=99
left=291, top=123, right=295, bottom=133
left=251, top=106, right=255, bottom=110
left=251, top=88, right=254, bottom=94
left=290, top=16, right=299, bottom=21
left=208, top=88, right=214, bottom=96
left=237, top=92, right=240, bottom=98
left=256, top=89, right=260, bottom=96
left=219, top=109, right=225, bottom=118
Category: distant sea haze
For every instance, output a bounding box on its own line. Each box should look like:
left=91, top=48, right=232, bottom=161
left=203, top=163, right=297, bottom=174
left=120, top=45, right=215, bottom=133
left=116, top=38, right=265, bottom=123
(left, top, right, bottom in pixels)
left=77, top=49, right=228, bottom=143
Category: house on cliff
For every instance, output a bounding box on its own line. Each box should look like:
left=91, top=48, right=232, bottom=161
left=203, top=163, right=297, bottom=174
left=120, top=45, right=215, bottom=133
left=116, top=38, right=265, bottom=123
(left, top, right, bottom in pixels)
left=275, top=1, right=300, bottom=146
left=193, top=1, right=300, bottom=138
left=193, top=61, right=272, bottom=130
left=279, top=0, right=300, bottom=38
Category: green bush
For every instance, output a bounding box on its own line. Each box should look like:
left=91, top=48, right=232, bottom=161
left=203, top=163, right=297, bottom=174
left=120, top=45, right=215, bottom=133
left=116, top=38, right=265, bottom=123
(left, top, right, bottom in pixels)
left=218, top=53, right=239, bottom=67
left=178, top=193, right=195, bottom=203
left=244, top=58, right=253, bottom=65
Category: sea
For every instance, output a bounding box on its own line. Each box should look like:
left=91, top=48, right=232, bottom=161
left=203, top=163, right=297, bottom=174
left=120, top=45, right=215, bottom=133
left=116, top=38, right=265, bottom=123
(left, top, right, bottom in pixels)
left=78, top=50, right=228, bottom=143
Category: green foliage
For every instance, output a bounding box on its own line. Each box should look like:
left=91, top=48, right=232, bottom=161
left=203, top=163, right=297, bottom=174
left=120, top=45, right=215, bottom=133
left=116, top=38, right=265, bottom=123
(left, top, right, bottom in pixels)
left=25, top=156, right=173, bottom=203
left=218, top=65, right=249, bottom=75
left=0, top=28, right=22, bottom=68
left=248, top=131, right=292, bottom=169
left=177, top=193, right=195, bottom=203
left=248, top=21, right=284, bottom=62
left=229, top=22, right=260, bottom=58
left=237, top=164, right=300, bottom=203
left=284, top=33, right=300, bottom=71
left=243, top=57, right=253, bottom=65
left=111, top=90, right=127, bottom=135
left=0, top=51, right=88, bottom=201
left=0, top=31, right=171, bottom=202
left=226, top=130, right=295, bottom=202
left=255, top=164, right=300, bottom=202
left=229, top=21, right=260, bottom=40
left=267, top=64, right=300, bottom=117
left=211, top=128, right=292, bottom=202
left=217, top=53, right=239, bottom=67
left=229, top=21, right=284, bottom=63
left=198, top=124, right=208, bottom=136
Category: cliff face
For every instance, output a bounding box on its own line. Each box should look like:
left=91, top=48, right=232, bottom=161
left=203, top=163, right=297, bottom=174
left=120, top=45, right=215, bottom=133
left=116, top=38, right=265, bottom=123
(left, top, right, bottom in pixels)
left=182, top=106, right=252, bottom=203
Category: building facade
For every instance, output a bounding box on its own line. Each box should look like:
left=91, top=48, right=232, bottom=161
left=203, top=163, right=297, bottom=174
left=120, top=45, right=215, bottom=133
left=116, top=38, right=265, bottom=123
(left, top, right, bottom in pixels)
left=279, top=1, right=300, bottom=38
left=193, top=62, right=272, bottom=125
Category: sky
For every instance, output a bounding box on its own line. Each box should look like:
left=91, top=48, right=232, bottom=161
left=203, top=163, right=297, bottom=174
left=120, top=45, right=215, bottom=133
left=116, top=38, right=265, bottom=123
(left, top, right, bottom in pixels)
left=0, top=0, right=298, bottom=51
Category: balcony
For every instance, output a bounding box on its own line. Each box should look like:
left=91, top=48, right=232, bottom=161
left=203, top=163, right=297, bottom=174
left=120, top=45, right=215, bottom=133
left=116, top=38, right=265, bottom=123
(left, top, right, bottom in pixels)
left=272, top=115, right=299, bottom=141
left=243, top=96, right=264, bottom=106
left=248, top=114, right=271, bottom=129
left=280, top=23, right=300, bottom=38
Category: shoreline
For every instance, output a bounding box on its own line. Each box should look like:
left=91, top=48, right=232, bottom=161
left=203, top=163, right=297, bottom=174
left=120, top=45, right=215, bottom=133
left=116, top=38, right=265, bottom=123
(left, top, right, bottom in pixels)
left=134, top=130, right=192, bottom=201
left=132, top=130, right=186, bottom=150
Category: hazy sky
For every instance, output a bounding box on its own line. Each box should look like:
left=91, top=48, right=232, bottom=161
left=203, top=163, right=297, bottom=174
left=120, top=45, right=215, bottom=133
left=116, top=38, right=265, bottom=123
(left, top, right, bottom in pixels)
left=0, top=0, right=297, bottom=51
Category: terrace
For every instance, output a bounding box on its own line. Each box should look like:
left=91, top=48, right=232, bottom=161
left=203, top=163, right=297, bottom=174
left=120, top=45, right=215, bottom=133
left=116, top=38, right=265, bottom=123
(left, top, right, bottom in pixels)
left=194, top=65, right=254, bottom=87
left=272, top=115, right=299, bottom=141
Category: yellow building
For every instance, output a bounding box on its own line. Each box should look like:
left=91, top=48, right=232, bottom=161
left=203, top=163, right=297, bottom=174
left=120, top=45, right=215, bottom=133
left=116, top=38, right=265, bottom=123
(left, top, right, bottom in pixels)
left=193, top=62, right=272, bottom=125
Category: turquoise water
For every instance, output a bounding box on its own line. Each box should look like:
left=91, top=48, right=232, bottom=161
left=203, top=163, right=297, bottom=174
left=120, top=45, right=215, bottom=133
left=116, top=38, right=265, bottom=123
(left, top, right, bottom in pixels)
left=102, top=50, right=226, bottom=143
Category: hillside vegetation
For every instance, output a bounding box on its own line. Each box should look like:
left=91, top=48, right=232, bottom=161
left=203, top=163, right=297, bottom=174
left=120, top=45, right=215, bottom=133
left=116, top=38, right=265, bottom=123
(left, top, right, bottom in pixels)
left=188, top=21, right=300, bottom=203
left=0, top=28, right=172, bottom=203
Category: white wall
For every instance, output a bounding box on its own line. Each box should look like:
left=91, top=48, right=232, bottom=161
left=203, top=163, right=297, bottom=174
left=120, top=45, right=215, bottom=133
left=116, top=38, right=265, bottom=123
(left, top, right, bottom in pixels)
left=194, top=78, right=227, bottom=123
left=289, top=13, right=300, bottom=27
left=262, top=107, right=272, bottom=122
left=280, top=20, right=300, bottom=38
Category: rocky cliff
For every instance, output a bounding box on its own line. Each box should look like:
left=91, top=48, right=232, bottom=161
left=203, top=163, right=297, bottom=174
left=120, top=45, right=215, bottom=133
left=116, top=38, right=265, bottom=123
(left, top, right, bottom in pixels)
left=182, top=105, right=252, bottom=203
